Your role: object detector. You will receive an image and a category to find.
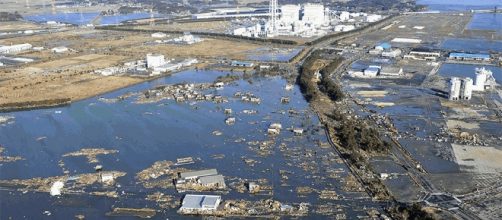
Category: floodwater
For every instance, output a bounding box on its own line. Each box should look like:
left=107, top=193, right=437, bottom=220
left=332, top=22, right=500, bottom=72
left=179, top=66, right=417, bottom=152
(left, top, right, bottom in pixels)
left=440, top=38, right=502, bottom=53
left=0, top=70, right=381, bottom=219
left=467, top=13, right=502, bottom=32
left=416, top=0, right=502, bottom=11
left=25, top=13, right=154, bottom=26
left=438, top=63, right=502, bottom=83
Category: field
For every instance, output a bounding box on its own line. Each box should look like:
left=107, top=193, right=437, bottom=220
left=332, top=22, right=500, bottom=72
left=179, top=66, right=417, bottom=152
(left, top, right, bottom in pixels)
left=0, top=27, right=276, bottom=106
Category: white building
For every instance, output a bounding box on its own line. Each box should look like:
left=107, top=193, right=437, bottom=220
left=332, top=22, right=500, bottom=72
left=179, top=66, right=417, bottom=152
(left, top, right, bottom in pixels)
left=391, top=38, right=422, bottom=44
left=473, top=67, right=492, bottom=91
left=380, top=66, right=403, bottom=76
left=339, top=11, right=350, bottom=22
left=0, top=62, right=3, bottom=67
left=0, top=43, right=32, bottom=54
left=334, top=24, right=355, bottom=32
left=302, top=4, right=325, bottom=27
left=382, top=49, right=402, bottom=58
left=51, top=46, right=69, bottom=53
left=280, top=4, right=301, bottom=23
left=366, top=14, right=382, bottom=22
left=179, top=194, right=221, bottom=213
left=449, top=77, right=461, bottom=100
left=363, top=65, right=381, bottom=77
left=146, top=54, right=166, bottom=68
left=460, top=77, right=473, bottom=100
left=151, top=32, right=167, bottom=38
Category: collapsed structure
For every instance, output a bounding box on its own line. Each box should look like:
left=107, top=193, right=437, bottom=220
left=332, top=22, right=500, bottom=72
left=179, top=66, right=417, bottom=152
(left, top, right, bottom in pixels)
left=176, top=169, right=226, bottom=191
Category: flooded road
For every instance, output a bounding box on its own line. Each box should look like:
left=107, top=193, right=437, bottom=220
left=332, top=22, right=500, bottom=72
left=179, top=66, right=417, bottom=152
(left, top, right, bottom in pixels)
left=0, top=70, right=382, bottom=219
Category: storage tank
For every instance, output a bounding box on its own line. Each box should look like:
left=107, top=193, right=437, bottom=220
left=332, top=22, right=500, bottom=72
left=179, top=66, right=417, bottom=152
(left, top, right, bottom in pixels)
left=473, top=67, right=491, bottom=91
left=280, top=5, right=301, bottom=23
left=146, top=54, right=165, bottom=68
left=449, top=77, right=461, bottom=100
left=460, top=77, right=473, bottom=100
left=302, top=3, right=325, bottom=26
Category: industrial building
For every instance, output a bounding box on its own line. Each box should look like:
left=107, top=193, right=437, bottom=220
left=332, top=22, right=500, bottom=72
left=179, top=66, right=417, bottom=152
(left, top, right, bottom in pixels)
left=473, top=67, right=494, bottom=91
left=179, top=194, right=221, bottom=213
left=146, top=54, right=166, bottom=68
left=176, top=169, right=226, bottom=190
left=192, top=7, right=269, bottom=19
left=391, top=38, right=422, bottom=44
left=179, top=169, right=218, bottom=180
left=405, top=48, right=441, bottom=61
left=51, top=46, right=69, bottom=53
left=0, top=43, right=32, bottom=54
left=231, top=61, right=254, bottom=67
left=380, top=66, right=403, bottom=76
left=449, top=77, right=462, bottom=100
left=449, top=77, right=473, bottom=100
left=381, top=49, right=402, bottom=58
left=449, top=53, right=491, bottom=62
left=448, top=67, right=495, bottom=100
left=151, top=32, right=167, bottom=38
left=363, top=65, right=381, bottom=77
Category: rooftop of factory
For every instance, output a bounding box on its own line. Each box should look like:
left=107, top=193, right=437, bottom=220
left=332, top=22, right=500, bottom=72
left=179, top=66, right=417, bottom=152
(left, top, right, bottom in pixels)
left=449, top=53, right=490, bottom=59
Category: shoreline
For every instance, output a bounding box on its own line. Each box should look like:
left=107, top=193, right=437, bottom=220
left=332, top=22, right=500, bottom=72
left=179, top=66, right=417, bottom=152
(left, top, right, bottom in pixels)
left=0, top=70, right=184, bottom=113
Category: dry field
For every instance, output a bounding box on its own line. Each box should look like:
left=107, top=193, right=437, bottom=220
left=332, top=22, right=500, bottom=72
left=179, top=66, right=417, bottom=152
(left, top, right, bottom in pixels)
left=117, top=38, right=263, bottom=60
left=134, top=21, right=232, bottom=33
left=0, top=27, right=275, bottom=106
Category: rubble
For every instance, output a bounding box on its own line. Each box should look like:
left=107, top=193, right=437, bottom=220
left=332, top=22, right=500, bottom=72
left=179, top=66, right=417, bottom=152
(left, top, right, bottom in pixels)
left=50, top=181, right=64, bottom=196
left=0, top=171, right=125, bottom=195
left=319, top=190, right=340, bottom=200
left=106, top=208, right=157, bottom=219
left=296, top=186, right=315, bottom=196
left=146, top=192, right=178, bottom=209
left=89, top=191, right=119, bottom=198
left=212, top=130, right=223, bottom=136
left=136, top=82, right=228, bottom=104
left=225, top=117, right=236, bottom=125
left=62, top=148, right=118, bottom=163
left=0, top=116, right=14, bottom=125
left=0, top=146, right=24, bottom=163
left=136, top=160, right=174, bottom=188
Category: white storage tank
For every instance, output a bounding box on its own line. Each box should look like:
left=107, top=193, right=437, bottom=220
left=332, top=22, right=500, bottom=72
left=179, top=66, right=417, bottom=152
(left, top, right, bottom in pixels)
left=449, top=77, right=461, bottom=100
left=460, top=77, right=473, bottom=100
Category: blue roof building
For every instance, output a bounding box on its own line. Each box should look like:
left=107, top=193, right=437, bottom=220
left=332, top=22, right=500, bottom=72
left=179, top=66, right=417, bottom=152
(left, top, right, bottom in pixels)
left=449, top=53, right=490, bottom=61
left=377, top=43, right=392, bottom=50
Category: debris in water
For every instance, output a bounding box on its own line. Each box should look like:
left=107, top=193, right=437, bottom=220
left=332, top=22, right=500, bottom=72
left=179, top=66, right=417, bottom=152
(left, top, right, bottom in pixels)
left=63, top=148, right=118, bottom=163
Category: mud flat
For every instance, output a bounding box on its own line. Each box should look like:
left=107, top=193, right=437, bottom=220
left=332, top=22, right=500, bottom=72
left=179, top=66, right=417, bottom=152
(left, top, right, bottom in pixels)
left=452, top=144, right=502, bottom=173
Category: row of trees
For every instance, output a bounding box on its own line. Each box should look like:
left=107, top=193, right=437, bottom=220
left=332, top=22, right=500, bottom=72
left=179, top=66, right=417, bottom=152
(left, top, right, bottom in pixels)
left=318, top=57, right=345, bottom=102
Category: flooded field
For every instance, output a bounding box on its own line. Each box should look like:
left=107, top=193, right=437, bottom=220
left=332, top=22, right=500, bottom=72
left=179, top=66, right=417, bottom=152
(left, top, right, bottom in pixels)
left=0, top=70, right=382, bottom=219
left=467, top=13, right=502, bottom=32
left=417, top=0, right=502, bottom=11
left=440, top=38, right=502, bottom=53
left=25, top=13, right=154, bottom=26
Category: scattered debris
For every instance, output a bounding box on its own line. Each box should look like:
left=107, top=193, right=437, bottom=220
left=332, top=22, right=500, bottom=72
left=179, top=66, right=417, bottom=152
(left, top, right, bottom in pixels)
left=50, top=181, right=64, bottom=196
left=106, top=208, right=157, bottom=219
left=62, top=148, right=118, bottom=163
left=0, top=146, right=24, bottom=163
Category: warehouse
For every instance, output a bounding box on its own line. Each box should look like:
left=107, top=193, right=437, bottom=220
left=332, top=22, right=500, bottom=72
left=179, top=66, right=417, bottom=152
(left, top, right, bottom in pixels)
left=179, top=194, right=221, bottom=214
left=0, top=43, right=32, bottom=54
left=449, top=53, right=491, bottom=62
